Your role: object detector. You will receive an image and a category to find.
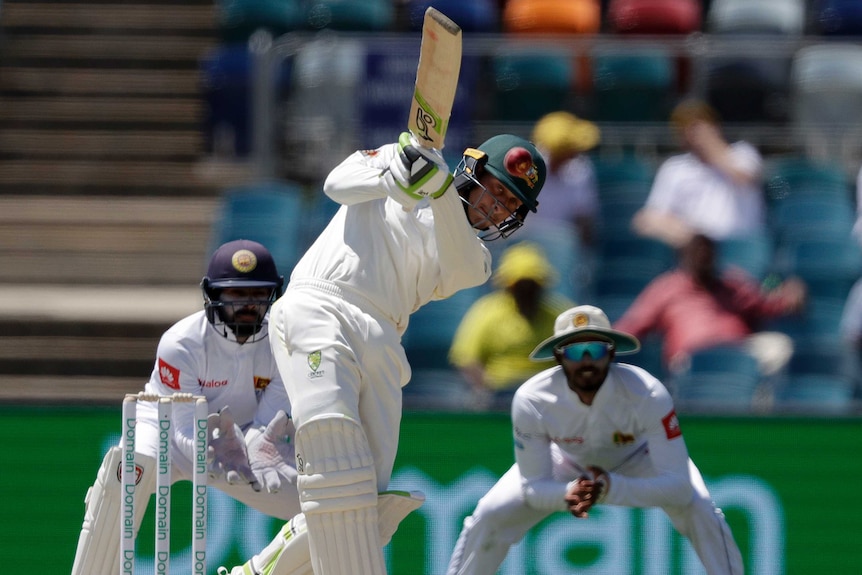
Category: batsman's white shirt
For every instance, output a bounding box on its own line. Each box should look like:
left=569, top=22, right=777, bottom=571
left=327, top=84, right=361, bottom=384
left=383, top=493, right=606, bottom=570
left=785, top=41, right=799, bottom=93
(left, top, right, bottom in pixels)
left=270, top=141, right=492, bottom=490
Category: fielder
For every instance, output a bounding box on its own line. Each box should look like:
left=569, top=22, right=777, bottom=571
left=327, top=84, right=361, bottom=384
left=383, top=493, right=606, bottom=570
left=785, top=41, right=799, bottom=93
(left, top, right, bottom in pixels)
left=446, top=305, right=744, bottom=575
left=218, top=132, right=547, bottom=575
left=72, top=240, right=301, bottom=575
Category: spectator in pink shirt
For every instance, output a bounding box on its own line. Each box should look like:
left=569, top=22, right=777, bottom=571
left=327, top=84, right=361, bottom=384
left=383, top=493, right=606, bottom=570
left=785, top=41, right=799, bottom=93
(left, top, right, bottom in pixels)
left=614, top=234, right=806, bottom=378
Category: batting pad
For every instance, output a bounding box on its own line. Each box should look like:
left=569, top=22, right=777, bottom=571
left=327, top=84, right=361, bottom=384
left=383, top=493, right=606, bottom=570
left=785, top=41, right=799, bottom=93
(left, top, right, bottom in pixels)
left=295, top=414, right=385, bottom=575
left=71, top=447, right=156, bottom=575
left=223, top=490, right=426, bottom=575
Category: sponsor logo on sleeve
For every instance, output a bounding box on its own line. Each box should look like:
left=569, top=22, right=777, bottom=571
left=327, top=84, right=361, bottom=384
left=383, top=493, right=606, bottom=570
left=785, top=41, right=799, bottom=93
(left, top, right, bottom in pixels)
left=662, top=410, right=682, bottom=440
left=307, top=350, right=325, bottom=379
left=158, top=358, right=181, bottom=390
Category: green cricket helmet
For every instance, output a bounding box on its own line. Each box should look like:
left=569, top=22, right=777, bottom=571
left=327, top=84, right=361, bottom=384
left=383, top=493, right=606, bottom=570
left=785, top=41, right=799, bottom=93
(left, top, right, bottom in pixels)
left=454, top=134, right=546, bottom=240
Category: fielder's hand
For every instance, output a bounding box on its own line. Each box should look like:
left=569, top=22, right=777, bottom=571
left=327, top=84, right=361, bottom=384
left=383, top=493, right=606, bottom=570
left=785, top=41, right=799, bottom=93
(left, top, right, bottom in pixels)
left=246, top=410, right=297, bottom=494
left=386, top=132, right=453, bottom=209
left=207, top=406, right=261, bottom=491
left=564, top=466, right=608, bottom=519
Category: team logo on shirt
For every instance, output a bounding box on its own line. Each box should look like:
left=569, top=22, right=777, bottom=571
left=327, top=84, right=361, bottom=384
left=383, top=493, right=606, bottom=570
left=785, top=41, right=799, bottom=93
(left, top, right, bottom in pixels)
left=158, top=358, right=181, bottom=390
left=662, top=410, right=683, bottom=440
left=307, top=350, right=324, bottom=379
left=254, top=376, right=271, bottom=390
left=613, top=431, right=635, bottom=446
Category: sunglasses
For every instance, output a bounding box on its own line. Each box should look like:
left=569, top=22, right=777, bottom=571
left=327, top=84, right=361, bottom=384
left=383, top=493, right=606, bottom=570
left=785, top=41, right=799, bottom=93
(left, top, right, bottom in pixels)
left=557, top=341, right=614, bottom=362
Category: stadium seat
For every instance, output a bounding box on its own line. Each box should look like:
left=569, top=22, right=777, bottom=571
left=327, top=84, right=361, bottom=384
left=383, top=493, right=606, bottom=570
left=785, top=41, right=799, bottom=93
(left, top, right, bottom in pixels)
left=775, top=239, right=862, bottom=300
left=200, top=43, right=290, bottom=158
left=592, top=154, right=656, bottom=192
left=716, top=233, right=773, bottom=280
left=592, top=260, right=660, bottom=299
left=672, top=345, right=763, bottom=412
left=512, top=220, right=585, bottom=302
left=606, top=0, right=703, bottom=35
left=217, top=0, right=305, bottom=41
left=403, top=368, right=473, bottom=411
left=305, top=0, right=394, bottom=31
left=767, top=296, right=848, bottom=346
left=787, top=336, right=857, bottom=380
left=502, top=0, right=601, bottom=35
left=210, top=181, right=307, bottom=275
left=774, top=374, right=856, bottom=414
left=790, top=44, right=862, bottom=157
left=590, top=48, right=676, bottom=122
left=705, top=56, right=791, bottom=124
left=623, top=334, right=666, bottom=380
left=406, top=0, right=500, bottom=32
left=814, top=0, right=862, bottom=36
left=492, top=47, right=574, bottom=122
left=706, top=0, right=805, bottom=34
left=597, top=236, right=676, bottom=278
left=764, top=156, right=851, bottom=204
left=403, top=286, right=484, bottom=371
left=769, top=197, right=856, bottom=243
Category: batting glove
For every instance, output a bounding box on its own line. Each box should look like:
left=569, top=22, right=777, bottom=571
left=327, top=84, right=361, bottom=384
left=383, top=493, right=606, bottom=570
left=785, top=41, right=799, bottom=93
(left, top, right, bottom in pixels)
left=246, top=410, right=297, bottom=494
left=207, top=406, right=261, bottom=491
left=386, top=132, right=453, bottom=208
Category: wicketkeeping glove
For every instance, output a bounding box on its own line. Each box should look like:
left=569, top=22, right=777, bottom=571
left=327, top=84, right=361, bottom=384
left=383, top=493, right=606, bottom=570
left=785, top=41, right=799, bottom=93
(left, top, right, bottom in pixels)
left=246, top=410, right=297, bottom=494
left=386, top=132, right=453, bottom=208
left=207, top=406, right=261, bottom=491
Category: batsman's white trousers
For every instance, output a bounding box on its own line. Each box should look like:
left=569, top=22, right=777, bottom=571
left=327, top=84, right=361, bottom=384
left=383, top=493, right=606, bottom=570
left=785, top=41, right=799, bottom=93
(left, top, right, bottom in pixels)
left=269, top=280, right=409, bottom=492
left=447, top=447, right=743, bottom=575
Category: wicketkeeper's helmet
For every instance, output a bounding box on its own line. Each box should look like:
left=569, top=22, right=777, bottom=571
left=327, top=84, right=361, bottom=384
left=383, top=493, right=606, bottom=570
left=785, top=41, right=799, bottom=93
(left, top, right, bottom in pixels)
left=201, top=239, right=284, bottom=341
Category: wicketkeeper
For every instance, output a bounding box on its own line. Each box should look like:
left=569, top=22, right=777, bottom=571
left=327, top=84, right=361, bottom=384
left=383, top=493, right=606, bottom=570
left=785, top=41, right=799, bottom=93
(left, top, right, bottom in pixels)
left=72, top=240, right=300, bottom=575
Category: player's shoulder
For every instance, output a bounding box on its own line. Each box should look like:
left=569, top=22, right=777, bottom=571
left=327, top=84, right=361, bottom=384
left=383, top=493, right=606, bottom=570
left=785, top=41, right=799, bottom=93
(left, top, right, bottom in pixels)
left=515, top=365, right=566, bottom=402
left=609, top=362, right=670, bottom=401
left=158, top=311, right=208, bottom=350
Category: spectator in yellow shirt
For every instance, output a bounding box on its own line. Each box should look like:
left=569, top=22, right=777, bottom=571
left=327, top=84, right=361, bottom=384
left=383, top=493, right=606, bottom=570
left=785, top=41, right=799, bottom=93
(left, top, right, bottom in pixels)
left=449, top=242, right=574, bottom=410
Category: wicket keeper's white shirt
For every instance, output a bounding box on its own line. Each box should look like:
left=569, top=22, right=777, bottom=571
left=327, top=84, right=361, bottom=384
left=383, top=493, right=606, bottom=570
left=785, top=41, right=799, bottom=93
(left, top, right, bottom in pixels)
left=289, top=142, right=492, bottom=335
left=512, top=363, right=694, bottom=512
left=137, top=310, right=289, bottom=461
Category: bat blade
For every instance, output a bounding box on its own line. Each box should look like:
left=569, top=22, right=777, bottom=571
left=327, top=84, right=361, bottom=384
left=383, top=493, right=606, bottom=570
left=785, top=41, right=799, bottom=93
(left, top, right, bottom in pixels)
left=408, top=7, right=462, bottom=150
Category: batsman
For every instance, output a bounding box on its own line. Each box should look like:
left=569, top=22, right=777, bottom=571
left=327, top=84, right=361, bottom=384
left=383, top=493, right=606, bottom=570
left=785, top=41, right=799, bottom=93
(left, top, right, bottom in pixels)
left=220, top=104, right=548, bottom=575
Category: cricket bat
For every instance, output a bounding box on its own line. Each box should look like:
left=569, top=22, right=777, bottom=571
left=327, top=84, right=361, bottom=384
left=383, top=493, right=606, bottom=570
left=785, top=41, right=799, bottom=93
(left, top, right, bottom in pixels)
left=408, top=7, right=462, bottom=150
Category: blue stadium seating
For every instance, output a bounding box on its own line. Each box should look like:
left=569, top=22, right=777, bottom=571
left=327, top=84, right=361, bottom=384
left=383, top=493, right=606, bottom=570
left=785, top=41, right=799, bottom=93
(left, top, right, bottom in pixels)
left=217, top=0, right=305, bottom=41
left=590, top=48, right=676, bottom=122
left=672, top=345, right=763, bottom=412
left=815, top=0, right=862, bottom=36
left=305, top=0, right=394, bottom=31
left=210, top=181, right=307, bottom=276
left=717, top=232, right=773, bottom=280
left=774, top=374, right=857, bottom=414
left=705, top=56, right=791, bottom=124
left=492, top=46, right=574, bottom=122
left=406, top=0, right=500, bottom=32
